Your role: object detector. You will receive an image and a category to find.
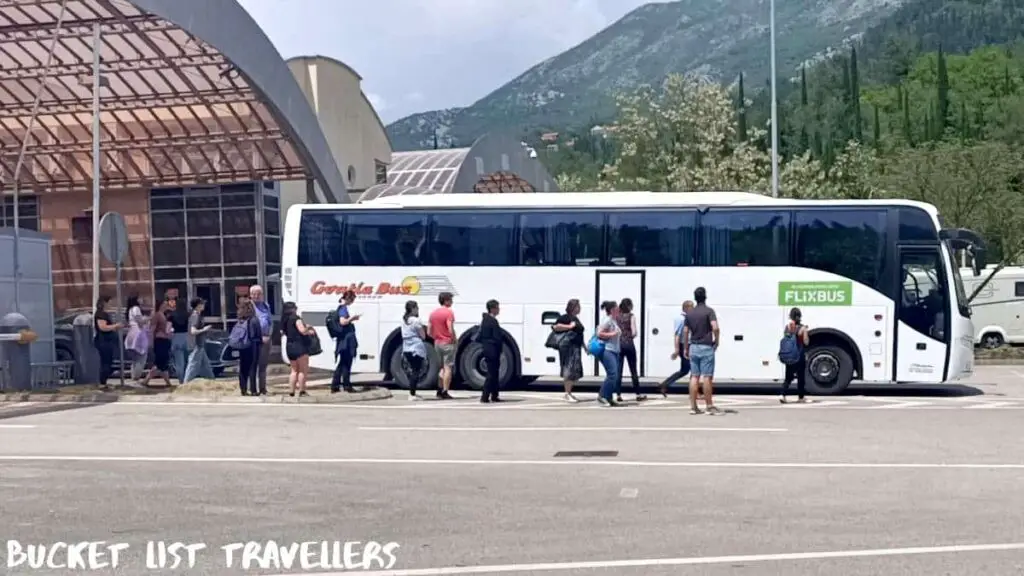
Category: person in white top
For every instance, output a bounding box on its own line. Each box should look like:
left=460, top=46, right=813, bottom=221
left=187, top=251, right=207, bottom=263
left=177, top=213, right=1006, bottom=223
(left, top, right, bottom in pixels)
left=401, top=301, right=429, bottom=401
left=124, top=294, right=150, bottom=382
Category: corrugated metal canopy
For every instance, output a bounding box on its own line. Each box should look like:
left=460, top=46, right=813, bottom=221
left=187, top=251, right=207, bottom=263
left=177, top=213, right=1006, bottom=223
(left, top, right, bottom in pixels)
left=357, top=183, right=439, bottom=202
left=386, top=148, right=469, bottom=193
left=0, top=0, right=346, bottom=197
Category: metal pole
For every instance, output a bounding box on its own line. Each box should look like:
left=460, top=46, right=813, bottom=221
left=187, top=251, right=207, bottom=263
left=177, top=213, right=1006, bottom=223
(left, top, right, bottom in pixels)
left=10, top=0, right=69, bottom=312
left=769, top=0, right=780, bottom=198
left=91, top=23, right=101, bottom=308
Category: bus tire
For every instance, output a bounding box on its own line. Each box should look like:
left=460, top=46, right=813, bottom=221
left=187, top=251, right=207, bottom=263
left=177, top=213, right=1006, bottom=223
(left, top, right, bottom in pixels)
left=804, top=345, right=854, bottom=396
left=458, top=341, right=515, bottom=391
left=389, top=343, right=440, bottom=391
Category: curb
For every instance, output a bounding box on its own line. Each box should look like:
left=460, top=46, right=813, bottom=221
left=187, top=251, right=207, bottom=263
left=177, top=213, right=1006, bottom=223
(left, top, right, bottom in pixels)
left=976, top=358, right=1024, bottom=366
left=0, top=387, right=392, bottom=404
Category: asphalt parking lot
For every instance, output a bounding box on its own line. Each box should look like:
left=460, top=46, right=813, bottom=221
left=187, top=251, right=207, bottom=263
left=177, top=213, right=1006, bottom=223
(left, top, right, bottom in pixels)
left=1, top=365, right=1023, bottom=575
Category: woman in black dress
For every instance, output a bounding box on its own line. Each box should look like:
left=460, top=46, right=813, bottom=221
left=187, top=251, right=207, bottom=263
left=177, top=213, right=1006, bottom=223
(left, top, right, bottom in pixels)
left=93, top=295, right=122, bottom=387
left=141, top=300, right=173, bottom=388
left=552, top=298, right=583, bottom=403
left=281, top=301, right=316, bottom=397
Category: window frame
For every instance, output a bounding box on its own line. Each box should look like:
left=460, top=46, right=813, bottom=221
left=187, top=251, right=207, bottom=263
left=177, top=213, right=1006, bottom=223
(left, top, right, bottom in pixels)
left=607, top=209, right=697, bottom=267
left=518, top=210, right=606, bottom=267
left=696, top=208, right=791, bottom=267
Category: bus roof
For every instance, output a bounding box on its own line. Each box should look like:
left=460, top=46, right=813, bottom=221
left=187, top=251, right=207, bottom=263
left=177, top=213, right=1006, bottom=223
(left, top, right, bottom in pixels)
left=296, top=191, right=938, bottom=214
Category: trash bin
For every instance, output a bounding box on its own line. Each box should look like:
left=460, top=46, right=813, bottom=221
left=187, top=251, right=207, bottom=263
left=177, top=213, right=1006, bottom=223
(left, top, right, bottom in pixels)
left=72, top=313, right=99, bottom=385
left=0, top=312, right=32, bottom=392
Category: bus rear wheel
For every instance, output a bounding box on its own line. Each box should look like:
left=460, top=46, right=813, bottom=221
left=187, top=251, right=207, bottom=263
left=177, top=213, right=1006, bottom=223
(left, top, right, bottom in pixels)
left=458, top=341, right=515, bottom=391
left=389, top=344, right=440, bottom=391
left=804, top=345, right=854, bottom=396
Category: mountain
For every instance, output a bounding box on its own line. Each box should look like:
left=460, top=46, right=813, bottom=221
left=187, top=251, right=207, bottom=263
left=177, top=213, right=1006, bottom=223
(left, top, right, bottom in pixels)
left=386, top=0, right=906, bottom=151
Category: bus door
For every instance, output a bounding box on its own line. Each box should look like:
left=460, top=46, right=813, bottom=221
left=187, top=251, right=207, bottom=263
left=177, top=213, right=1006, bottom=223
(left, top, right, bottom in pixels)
left=595, top=270, right=645, bottom=377
left=896, top=247, right=950, bottom=383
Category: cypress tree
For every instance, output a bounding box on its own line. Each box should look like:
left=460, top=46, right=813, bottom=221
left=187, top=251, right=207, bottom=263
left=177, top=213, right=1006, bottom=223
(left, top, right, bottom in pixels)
left=851, top=47, right=863, bottom=142
left=799, top=66, right=809, bottom=152
left=737, top=73, right=748, bottom=142
left=873, top=105, right=881, bottom=149
left=897, top=84, right=904, bottom=111
left=902, top=90, right=913, bottom=146
left=960, top=101, right=968, bottom=140
left=840, top=57, right=851, bottom=142
left=937, top=46, right=949, bottom=135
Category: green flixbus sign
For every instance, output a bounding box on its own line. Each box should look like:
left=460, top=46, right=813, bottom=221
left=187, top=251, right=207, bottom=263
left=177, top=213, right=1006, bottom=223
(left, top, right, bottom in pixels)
left=778, top=281, right=853, bottom=307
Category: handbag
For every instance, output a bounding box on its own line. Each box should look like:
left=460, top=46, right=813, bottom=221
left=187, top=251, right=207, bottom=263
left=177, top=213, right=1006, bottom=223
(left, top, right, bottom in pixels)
left=304, top=331, right=323, bottom=356
left=586, top=334, right=605, bottom=357
left=545, top=329, right=568, bottom=350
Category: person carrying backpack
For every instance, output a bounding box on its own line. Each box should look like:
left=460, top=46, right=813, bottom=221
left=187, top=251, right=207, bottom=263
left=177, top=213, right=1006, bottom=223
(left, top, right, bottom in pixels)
left=328, top=290, right=360, bottom=393
left=779, top=307, right=810, bottom=404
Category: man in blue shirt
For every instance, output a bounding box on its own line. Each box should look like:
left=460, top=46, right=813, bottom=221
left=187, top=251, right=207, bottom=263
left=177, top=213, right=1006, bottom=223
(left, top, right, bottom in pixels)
left=657, top=300, right=693, bottom=397
left=249, top=285, right=273, bottom=396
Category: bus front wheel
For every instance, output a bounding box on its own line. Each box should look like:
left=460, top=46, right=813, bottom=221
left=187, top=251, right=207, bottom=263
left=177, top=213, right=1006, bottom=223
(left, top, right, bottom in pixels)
left=804, top=345, right=854, bottom=396
left=458, top=342, right=515, bottom=391
left=389, top=344, right=440, bottom=390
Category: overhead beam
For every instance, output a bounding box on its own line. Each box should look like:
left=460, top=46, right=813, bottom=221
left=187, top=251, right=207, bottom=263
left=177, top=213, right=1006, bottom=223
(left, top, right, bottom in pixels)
left=0, top=13, right=171, bottom=42
left=0, top=52, right=228, bottom=81
left=0, top=129, right=289, bottom=155
left=0, top=87, right=259, bottom=118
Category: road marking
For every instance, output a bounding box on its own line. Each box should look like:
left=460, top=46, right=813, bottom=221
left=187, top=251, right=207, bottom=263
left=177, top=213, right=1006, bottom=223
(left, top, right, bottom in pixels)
left=358, top=426, right=787, bottom=433
left=964, top=401, right=1019, bottom=409
left=263, top=542, right=1024, bottom=576
left=619, top=487, right=638, bottom=498
left=862, top=399, right=934, bottom=409
left=2, top=455, right=1023, bottom=470
left=0, top=424, right=35, bottom=429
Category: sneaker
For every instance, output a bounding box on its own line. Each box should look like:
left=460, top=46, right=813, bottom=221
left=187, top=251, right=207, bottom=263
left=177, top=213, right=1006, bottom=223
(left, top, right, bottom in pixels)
left=598, top=397, right=612, bottom=407
left=409, top=394, right=422, bottom=401
left=564, top=393, right=579, bottom=403
left=635, top=394, right=647, bottom=402
left=442, top=391, right=454, bottom=400
left=690, top=407, right=703, bottom=415
left=779, top=395, right=787, bottom=404
left=706, top=406, right=722, bottom=415
left=797, top=397, right=811, bottom=404
left=616, top=394, right=624, bottom=403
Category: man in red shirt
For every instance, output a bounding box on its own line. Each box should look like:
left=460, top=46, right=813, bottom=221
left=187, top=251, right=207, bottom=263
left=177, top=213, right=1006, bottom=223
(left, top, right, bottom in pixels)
left=428, top=292, right=456, bottom=399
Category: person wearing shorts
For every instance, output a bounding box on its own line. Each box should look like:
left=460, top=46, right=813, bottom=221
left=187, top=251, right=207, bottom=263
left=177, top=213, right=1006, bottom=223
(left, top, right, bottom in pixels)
left=683, top=287, right=720, bottom=415
left=428, top=292, right=457, bottom=399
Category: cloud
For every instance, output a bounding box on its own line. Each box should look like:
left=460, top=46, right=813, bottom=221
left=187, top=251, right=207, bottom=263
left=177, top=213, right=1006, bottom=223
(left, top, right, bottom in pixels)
left=237, top=0, right=650, bottom=122
left=365, top=92, right=387, bottom=113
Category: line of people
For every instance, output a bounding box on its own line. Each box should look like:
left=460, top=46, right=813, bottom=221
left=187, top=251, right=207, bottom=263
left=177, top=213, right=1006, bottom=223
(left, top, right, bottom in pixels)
left=382, top=284, right=811, bottom=410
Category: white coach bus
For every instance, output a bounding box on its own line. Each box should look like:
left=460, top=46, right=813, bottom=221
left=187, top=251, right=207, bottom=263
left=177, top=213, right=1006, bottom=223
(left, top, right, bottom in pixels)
left=281, top=192, right=986, bottom=395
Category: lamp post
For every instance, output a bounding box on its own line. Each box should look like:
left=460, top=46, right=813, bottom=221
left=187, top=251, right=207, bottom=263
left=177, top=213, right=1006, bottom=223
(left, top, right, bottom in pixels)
left=769, top=0, right=780, bottom=198
left=10, top=0, right=68, bottom=312
left=86, top=23, right=108, bottom=308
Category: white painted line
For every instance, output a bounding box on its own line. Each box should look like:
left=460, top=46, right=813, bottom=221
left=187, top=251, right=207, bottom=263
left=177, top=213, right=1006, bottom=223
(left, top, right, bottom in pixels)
left=266, top=542, right=1024, bottom=576
left=964, top=401, right=1019, bottom=409
left=865, top=400, right=933, bottom=409
left=786, top=401, right=847, bottom=407
left=2, top=455, right=1023, bottom=470
left=1011, top=370, right=1024, bottom=379
left=0, top=424, right=35, bottom=429
left=619, top=487, right=638, bottom=498
left=358, top=426, right=787, bottom=432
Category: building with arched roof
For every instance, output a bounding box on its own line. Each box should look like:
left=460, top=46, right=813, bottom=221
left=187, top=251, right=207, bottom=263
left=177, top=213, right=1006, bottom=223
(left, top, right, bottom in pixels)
left=357, top=132, right=558, bottom=202
left=0, top=0, right=352, bottom=322
left=281, top=55, right=392, bottom=210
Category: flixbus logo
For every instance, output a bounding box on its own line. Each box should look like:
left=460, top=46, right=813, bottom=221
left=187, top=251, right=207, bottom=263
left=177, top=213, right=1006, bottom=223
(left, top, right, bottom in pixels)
left=309, top=276, right=458, bottom=300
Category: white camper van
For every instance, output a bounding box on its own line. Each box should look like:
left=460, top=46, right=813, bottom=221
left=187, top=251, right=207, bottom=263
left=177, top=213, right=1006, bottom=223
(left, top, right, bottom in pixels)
left=962, top=266, right=1024, bottom=348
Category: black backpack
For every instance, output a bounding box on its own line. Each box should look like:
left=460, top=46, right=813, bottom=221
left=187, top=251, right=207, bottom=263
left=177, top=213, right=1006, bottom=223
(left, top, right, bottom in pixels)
left=326, top=307, right=344, bottom=339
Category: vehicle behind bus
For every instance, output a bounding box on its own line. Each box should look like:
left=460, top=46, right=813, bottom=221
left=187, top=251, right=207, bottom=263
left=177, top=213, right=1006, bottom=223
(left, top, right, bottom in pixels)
left=281, top=192, right=985, bottom=395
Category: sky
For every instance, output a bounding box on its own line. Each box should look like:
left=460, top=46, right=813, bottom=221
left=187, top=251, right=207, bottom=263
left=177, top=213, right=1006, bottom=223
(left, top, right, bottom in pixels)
left=236, top=0, right=651, bottom=124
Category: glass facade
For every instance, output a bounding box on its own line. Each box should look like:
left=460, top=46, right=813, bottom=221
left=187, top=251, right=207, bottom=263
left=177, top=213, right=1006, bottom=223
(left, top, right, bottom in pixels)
left=1, top=195, right=40, bottom=231
left=149, top=181, right=281, bottom=329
